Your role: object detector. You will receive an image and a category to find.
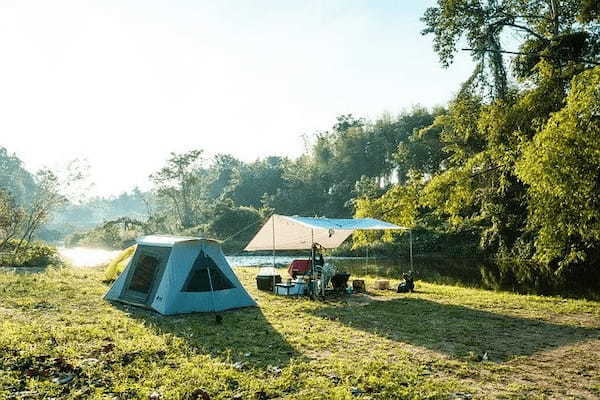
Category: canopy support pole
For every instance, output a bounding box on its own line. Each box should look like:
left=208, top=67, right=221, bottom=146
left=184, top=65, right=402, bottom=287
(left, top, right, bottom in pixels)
left=311, top=229, right=316, bottom=297
left=272, top=216, right=275, bottom=269
left=409, top=229, right=413, bottom=271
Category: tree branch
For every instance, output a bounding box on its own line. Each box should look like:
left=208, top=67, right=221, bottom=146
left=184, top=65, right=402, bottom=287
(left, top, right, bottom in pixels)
left=462, top=48, right=600, bottom=66
left=501, top=22, right=550, bottom=42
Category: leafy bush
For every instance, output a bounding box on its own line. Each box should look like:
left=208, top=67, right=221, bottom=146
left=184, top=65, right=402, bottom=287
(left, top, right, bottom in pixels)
left=0, top=240, right=61, bottom=268
left=66, top=218, right=145, bottom=249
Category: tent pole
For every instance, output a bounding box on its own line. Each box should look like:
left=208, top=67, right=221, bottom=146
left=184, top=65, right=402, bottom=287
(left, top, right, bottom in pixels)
left=207, top=267, right=217, bottom=314
left=409, top=229, right=413, bottom=271
left=272, top=216, right=276, bottom=293
left=272, top=216, right=275, bottom=268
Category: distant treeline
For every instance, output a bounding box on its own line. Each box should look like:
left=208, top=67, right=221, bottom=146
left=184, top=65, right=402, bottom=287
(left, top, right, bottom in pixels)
left=54, top=107, right=449, bottom=253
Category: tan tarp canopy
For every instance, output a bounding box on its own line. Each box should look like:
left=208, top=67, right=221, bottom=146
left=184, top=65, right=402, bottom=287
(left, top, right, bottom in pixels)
left=244, top=214, right=405, bottom=251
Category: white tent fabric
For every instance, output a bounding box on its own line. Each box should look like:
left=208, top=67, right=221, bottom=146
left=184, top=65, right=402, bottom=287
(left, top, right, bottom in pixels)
left=244, top=214, right=405, bottom=251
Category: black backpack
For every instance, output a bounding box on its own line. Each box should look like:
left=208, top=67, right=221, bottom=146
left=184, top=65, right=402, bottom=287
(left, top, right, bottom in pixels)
left=397, top=273, right=414, bottom=293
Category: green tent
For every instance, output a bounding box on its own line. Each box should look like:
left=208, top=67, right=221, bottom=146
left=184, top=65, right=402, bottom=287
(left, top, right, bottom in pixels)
left=104, top=235, right=256, bottom=314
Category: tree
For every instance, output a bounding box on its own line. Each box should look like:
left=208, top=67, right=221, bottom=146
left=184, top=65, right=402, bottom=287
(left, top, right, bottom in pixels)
left=150, top=150, right=204, bottom=229
left=0, top=190, right=23, bottom=250
left=516, top=66, right=600, bottom=268
left=422, top=0, right=600, bottom=98
left=230, top=156, right=289, bottom=209
left=206, top=154, right=242, bottom=200
left=390, top=106, right=446, bottom=183
left=0, top=147, right=36, bottom=204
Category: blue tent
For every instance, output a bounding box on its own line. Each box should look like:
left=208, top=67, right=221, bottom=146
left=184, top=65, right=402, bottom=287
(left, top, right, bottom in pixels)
left=104, top=235, right=256, bottom=314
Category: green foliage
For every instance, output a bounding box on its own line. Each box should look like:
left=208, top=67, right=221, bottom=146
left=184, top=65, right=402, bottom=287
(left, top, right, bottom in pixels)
left=0, top=159, right=73, bottom=262
left=66, top=217, right=146, bottom=249
left=516, top=66, right=600, bottom=268
left=353, top=175, right=420, bottom=248
left=150, top=150, right=205, bottom=229
left=0, top=147, right=37, bottom=204
left=357, top=5, right=599, bottom=270
left=422, top=0, right=600, bottom=98
left=0, top=240, right=61, bottom=268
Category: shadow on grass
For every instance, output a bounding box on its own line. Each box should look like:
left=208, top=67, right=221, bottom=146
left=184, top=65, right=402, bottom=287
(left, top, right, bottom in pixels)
left=312, top=297, right=600, bottom=362
left=114, top=303, right=298, bottom=368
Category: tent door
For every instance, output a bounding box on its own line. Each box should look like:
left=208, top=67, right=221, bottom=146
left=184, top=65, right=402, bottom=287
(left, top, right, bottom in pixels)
left=121, top=246, right=171, bottom=306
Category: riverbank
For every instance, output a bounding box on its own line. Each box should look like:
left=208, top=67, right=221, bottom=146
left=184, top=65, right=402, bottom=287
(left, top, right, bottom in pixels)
left=1, top=266, right=599, bottom=399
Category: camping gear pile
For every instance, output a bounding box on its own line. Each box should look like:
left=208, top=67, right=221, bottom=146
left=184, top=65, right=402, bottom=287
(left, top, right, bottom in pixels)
left=257, top=258, right=343, bottom=297
left=245, top=214, right=406, bottom=299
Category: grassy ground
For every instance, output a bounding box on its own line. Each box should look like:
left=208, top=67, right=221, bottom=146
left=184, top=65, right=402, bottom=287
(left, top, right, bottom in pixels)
left=0, top=266, right=599, bottom=399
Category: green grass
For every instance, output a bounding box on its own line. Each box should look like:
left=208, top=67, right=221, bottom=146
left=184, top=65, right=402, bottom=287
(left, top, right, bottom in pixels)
left=1, top=267, right=599, bottom=399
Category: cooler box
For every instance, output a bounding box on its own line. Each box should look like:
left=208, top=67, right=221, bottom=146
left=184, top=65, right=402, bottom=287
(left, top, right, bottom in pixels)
left=256, top=267, right=282, bottom=291
left=331, top=272, right=351, bottom=291
left=288, top=259, right=311, bottom=278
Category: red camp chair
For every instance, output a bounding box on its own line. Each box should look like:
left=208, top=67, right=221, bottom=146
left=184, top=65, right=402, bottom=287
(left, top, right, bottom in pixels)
left=288, top=259, right=311, bottom=278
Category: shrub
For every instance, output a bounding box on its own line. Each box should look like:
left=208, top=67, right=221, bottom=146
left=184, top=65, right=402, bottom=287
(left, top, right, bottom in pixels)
left=0, top=240, right=61, bottom=268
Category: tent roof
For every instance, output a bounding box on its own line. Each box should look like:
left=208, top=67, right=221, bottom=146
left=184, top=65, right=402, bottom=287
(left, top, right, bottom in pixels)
left=287, top=216, right=402, bottom=231
left=244, top=214, right=405, bottom=251
left=137, top=235, right=219, bottom=247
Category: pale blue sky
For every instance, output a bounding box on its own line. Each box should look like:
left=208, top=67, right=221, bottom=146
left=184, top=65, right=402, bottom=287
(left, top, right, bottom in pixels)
left=0, top=0, right=474, bottom=196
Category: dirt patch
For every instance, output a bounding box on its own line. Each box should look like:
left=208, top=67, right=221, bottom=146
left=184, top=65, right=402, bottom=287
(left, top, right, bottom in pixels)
left=467, top=337, right=600, bottom=399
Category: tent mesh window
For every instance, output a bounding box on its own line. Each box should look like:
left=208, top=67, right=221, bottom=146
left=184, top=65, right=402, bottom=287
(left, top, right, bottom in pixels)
left=182, top=250, right=235, bottom=292
left=129, top=254, right=160, bottom=294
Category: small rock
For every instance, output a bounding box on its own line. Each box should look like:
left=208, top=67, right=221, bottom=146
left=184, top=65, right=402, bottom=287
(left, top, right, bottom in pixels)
left=149, top=392, right=161, bottom=400
left=255, top=390, right=269, bottom=400
left=233, top=361, right=247, bottom=370
left=52, top=374, right=75, bottom=385
left=266, top=365, right=281, bottom=375
left=449, top=392, right=472, bottom=399
left=101, top=343, right=115, bottom=353
left=187, top=388, right=210, bottom=400
left=350, top=387, right=364, bottom=396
